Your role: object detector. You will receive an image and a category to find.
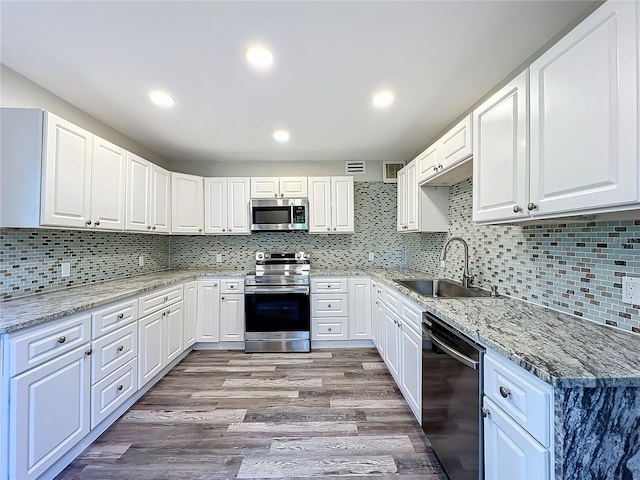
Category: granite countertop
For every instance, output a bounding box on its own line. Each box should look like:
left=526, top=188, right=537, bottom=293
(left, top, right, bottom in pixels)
left=2, top=267, right=639, bottom=389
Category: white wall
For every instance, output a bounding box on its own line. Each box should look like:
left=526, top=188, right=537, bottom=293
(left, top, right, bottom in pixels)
left=0, top=64, right=171, bottom=168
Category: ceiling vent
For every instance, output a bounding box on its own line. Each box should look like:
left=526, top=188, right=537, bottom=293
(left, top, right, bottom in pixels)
left=382, top=161, right=405, bottom=183
left=345, top=160, right=366, bottom=175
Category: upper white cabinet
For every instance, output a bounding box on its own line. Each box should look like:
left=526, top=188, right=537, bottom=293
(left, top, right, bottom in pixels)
left=397, top=161, right=418, bottom=231
left=125, top=153, right=153, bottom=232
left=150, top=165, right=171, bottom=233
left=171, top=172, right=204, bottom=234
left=204, top=177, right=250, bottom=235
left=473, top=71, right=529, bottom=223
left=397, top=161, right=449, bottom=233
left=474, top=2, right=638, bottom=224
left=90, top=137, right=127, bottom=230
left=250, top=177, right=308, bottom=198
left=308, top=176, right=354, bottom=234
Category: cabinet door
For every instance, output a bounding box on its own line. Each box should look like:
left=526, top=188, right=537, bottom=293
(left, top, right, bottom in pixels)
left=164, top=301, right=184, bottom=364
left=196, top=280, right=220, bottom=342
left=172, top=173, right=204, bottom=233
left=125, top=153, right=152, bottom=231
left=370, top=281, right=379, bottom=347
left=348, top=277, right=371, bottom=340
left=417, top=143, right=439, bottom=184
left=220, top=294, right=244, bottom=341
left=204, top=178, right=227, bottom=234
left=400, top=323, right=421, bottom=420
left=41, top=112, right=92, bottom=227
left=138, top=311, right=164, bottom=387
left=331, top=176, right=354, bottom=233
left=405, top=161, right=418, bottom=231
left=250, top=177, right=279, bottom=198
left=183, top=281, right=197, bottom=349
left=151, top=165, right=171, bottom=233
left=91, top=136, right=126, bottom=230
left=529, top=1, right=638, bottom=216
left=227, top=177, right=251, bottom=234
left=308, top=177, right=332, bottom=233
left=10, top=345, right=90, bottom=480
left=483, top=397, right=549, bottom=480
left=397, top=167, right=407, bottom=231
left=440, top=114, right=472, bottom=169
left=473, top=71, right=529, bottom=223
left=382, top=306, right=401, bottom=381
left=280, top=177, right=308, bottom=197
left=376, top=301, right=385, bottom=358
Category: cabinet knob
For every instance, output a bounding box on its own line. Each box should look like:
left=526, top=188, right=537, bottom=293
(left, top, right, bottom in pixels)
left=513, top=205, right=522, bottom=213
left=280, top=193, right=284, bottom=197
left=229, top=229, right=232, bottom=232
left=152, top=226, right=157, bottom=230
left=117, top=313, right=125, bottom=319
left=58, top=336, right=67, bottom=344
left=85, top=348, right=93, bottom=356
left=166, top=309, right=171, bottom=314
left=327, top=227, right=331, bottom=231
left=481, top=407, right=491, bottom=418
left=117, top=345, right=124, bottom=352
left=327, top=285, right=332, bottom=288
left=328, top=327, right=332, bottom=332
left=214, top=283, right=218, bottom=287
left=333, top=227, right=336, bottom=231
left=527, top=202, right=537, bottom=211
left=438, top=164, right=444, bottom=171
left=117, top=384, right=124, bottom=392
left=164, top=296, right=169, bottom=302
left=328, top=304, right=332, bottom=308
left=221, top=296, right=225, bottom=300
left=274, top=193, right=278, bottom=197
left=94, top=220, right=100, bottom=226
left=433, top=166, right=438, bottom=172
left=85, top=220, right=92, bottom=226
left=147, top=225, right=152, bottom=230
left=499, top=385, right=511, bottom=398
left=199, top=228, right=203, bottom=232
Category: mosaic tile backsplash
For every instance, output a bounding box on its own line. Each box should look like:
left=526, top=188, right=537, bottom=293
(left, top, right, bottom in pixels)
left=405, top=178, right=640, bottom=333
left=1, top=229, right=170, bottom=300
left=170, top=182, right=404, bottom=270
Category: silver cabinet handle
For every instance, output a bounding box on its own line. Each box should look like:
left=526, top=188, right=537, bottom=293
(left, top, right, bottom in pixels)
left=527, top=202, right=537, bottom=211
left=214, top=283, right=218, bottom=287
left=433, top=166, right=438, bottom=172
left=482, top=407, right=491, bottom=418
left=280, top=193, right=284, bottom=197
left=85, top=220, right=92, bottom=226
left=152, top=226, right=156, bottom=230
left=274, top=193, right=278, bottom=197
left=328, top=304, right=332, bottom=308
left=513, top=205, right=522, bottom=213
left=117, top=345, right=124, bottom=352
left=327, top=227, right=330, bottom=231
left=58, top=336, right=67, bottom=344
left=147, top=225, right=152, bottom=229
left=328, top=327, right=332, bottom=332
left=333, top=227, right=336, bottom=231
left=94, top=220, right=100, bottom=226
left=164, top=296, right=169, bottom=302
left=499, top=385, right=511, bottom=398
left=117, top=313, right=124, bottom=319
left=117, top=384, right=123, bottom=392
left=166, top=309, right=170, bottom=314
left=198, top=228, right=203, bottom=232
left=221, top=296, right=225, bottom=300
left=85, top=348, right=93, bottom=356
left=222, top=228, right=226, bottom=232
left=229, top=229, right=232, bottom=232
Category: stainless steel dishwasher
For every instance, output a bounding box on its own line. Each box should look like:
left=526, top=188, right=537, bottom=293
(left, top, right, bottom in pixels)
left=422, top=311, right=484, bottom=480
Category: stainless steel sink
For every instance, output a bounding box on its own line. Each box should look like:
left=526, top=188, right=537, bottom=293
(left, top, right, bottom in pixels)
left=394, top=278, right=492, bottom=298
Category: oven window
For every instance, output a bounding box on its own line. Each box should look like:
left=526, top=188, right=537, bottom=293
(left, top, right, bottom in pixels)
left=245, top=293, right=310, bottom=332
left=252, top=207, right=291, bottom=225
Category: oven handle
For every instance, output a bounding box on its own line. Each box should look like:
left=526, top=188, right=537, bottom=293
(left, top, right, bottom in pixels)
left=424, top=326, right=479, bottom=370
left=245, top=286, right=310, bottom=295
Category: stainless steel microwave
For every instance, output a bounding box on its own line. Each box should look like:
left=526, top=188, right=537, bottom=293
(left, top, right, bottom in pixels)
left=250, top=198, right=308, bottom=232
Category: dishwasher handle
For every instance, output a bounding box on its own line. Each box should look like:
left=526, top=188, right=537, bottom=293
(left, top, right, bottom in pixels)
left=424, top=327, right=480, bottom=370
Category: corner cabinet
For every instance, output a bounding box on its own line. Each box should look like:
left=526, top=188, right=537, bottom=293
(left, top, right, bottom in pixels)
left=308, top=177, right=354, bottom=234
left=204, top=177, right=250, bottom=235
left=397, top=160, right=448, bottom=233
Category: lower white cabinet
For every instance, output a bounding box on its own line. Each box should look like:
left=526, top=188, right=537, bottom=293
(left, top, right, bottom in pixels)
left=348, top=277, right=371, bottom=340
left=370, top=280, right=379, bottom=346
left=138, top=310, right=164, bottom=387
left=164, top=302, right=184, bottom=364
left=399, top=320, right=421, bottom=418
left=183, top=281, right=197, bottom=349
left=483, top=396, right=549, bottom=480
left=90, top=358, right=137, bottom=428
left=196, top=279, right=220, bottom=342
left=219, top=294, right=244, bottom=342
left=382, top=304, right=401, bottom=380
left=311, top=277, right=349, bottom=341
left=9, top=345, right=91, bottom=480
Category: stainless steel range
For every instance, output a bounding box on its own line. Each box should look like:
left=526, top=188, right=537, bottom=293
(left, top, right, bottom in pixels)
left=244, top=251, right=311, bottom=353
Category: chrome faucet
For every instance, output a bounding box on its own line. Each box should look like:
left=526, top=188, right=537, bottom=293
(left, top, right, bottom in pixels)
left=439, top=236, right=474, bottom=288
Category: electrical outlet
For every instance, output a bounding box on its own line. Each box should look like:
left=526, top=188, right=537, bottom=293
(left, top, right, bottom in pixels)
left=368, top=252, right=375, bottom=261
left=622, top=276, right=640, bottom=304
left=61, top=262, right=70, bottom=278
left=216, top=253, right=222, bottom=263
left=138, top=255, right=144, bottom=267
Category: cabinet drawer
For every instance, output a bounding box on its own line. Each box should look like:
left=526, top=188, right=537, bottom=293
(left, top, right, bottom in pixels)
left=91, top=298, right=138, bottom=338
left=138, top=284, right=183, bottom=317
left=91, top=323, right=138, bottom=384
left=8, top=314, right=91, bottom=376
left=312, top=318, right=348, bottom=340
left=221, top=278, right=244, bottom=294
left=311, top=278, right=348, bottom=293
left=383, top=288, right=400, bottom=314
left=399, top=300, right=423, bottom=332
left=484, top=351, right=552, bottom=448
left=90, top=358, right=137, bottom=429
left=311, top=294, right=348, bottom=316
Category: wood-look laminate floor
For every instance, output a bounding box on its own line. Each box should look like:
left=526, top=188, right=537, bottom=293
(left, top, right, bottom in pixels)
left=56, top=349, right=447, bottom=479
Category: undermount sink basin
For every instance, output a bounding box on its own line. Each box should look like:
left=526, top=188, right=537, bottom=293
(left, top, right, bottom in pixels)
left=394, top=278, right=492, bottom=298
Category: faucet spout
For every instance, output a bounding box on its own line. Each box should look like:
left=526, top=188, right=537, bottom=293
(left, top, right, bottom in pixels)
left=439, top=236, right=473, bottom=288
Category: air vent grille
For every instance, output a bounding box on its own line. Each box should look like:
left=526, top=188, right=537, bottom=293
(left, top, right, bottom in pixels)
left=383, top=161, right=404, bottom=183
left=345, top=161, right=366, bottom=175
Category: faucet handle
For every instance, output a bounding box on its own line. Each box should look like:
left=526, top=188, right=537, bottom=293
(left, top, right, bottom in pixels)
left=490, top=285, right=499, bottom=297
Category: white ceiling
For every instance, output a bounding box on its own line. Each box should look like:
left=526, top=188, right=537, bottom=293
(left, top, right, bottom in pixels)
left=1, top=1, right=594, bottom=164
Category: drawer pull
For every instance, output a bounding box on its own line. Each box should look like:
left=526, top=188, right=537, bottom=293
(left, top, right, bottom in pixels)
left=117, top=345, right=124, bottom=352
left=164, top=296, right=169, bottom=302
left=58, top=336, right=67, bottom=344
left=327, top=285, right=332, bottom=288
left=482, top=407, right=491, bottom=418
left=328, top=304, right=332, bottom=308
left=328, top=327, right=332, bottom=332
left=117, top=384, right=124, bottom=392
left=499, top=385, right=511, bottom=398
left=117, top=313, right=125, bottom=319
left=85, top=348, right=93, bottom=356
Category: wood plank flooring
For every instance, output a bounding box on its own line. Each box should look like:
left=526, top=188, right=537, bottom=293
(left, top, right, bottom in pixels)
left=56, top=349, right=447, bottom=479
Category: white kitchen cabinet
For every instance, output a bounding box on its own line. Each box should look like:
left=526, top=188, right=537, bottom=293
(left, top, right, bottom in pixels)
left=382, top=304, right=401, bottom=380
left=183, top=281, right=197, bottom=349
left=440, top=114, right=473, bottom=171
left=204, top=177, right=250, bottom=234
left=9, top=345, right=91, bottom=480
left=370, top=281, right=380, bottom=348
left=151, top=164, right=171, bottom=233
left=473, top=71, right=529, bottom=223
left=196, top=280, right=220, bottom=342
left=138, top=310, right=164, bottom=387
left=483, top=396, right=549, bottom=480
left=416, top=142, right=440, bottom=184
left=171, top=172, right=204, bottom=234
left=311, top=277, right=349, bottom=341
left=399, top=320, right=421, bottom=419
left=164, top=301, right=184, bottom=364
left=90, top=136, right=127, bottom=230
left=126, top=153, right=153, bottom=232
left=90, top=358, right=137, bottom=429
left=529, top=0, right=638, bottom=217
left=308, top=176, right=354, bottom=234
left=251, top=177, right=308, bottom=198
left=219, top=294, right=244, bottom=342
left=398, top=161, right=448, bottom=233
left=348, top=277, right=371, bottom=340
left=397, top=161, right=418, bottom=231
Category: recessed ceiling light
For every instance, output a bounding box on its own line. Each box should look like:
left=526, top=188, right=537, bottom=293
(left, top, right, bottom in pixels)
left=246, top=45, right=274, bottom=70
left=149, top=89, right=175, bottom=107
left=372, top=90, right=394, bottom=109
left=273, top=130, right=290, bottom=142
